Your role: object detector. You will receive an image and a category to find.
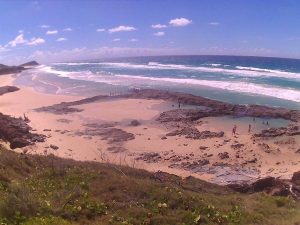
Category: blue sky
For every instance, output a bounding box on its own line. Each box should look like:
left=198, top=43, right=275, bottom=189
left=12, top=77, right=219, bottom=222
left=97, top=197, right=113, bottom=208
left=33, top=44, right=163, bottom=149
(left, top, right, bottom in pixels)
left=1, top=0, right=300, bottom=64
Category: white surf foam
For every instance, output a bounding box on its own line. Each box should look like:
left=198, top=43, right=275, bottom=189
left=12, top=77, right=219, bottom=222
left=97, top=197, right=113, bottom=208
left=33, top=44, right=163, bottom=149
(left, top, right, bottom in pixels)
left=36, top=65, right=300, bottom=102
left=97, top=62, right=300, bottom=80
left=114, top=74, right=300, bottom=103
left=40, top=65, right=73, bottom=77
left=235, top=66, right=298, bottom=76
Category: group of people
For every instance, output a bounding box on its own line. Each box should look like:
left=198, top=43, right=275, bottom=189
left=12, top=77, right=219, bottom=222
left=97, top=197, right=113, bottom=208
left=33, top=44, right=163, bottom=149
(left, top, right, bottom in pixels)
left=232, top=119, right=270, bottom=135
left=232, top=124, right=252, bottom=135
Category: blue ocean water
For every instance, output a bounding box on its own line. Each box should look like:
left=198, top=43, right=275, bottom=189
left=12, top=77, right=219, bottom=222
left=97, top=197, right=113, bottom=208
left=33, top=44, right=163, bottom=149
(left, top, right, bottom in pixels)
left=16, top=55, right=300, bottom=109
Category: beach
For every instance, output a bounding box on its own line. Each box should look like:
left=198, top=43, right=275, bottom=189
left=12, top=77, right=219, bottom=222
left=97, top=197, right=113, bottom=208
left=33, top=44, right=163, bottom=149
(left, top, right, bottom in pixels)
left=1, top=73, right=300, bottom=185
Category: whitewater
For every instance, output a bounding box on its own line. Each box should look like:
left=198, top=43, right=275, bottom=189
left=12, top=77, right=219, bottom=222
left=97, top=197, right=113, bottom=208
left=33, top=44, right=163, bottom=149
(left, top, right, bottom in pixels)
left=17, top=55, right=300, bottom=108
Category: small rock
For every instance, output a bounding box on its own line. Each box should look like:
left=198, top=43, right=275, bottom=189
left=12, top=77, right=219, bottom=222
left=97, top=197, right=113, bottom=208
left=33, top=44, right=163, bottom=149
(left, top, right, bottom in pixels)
left=218, top=152, right=229, bottom=159
left=130, top=120, right=141, bottom=126
left=50, top=144, right=59, bottom=150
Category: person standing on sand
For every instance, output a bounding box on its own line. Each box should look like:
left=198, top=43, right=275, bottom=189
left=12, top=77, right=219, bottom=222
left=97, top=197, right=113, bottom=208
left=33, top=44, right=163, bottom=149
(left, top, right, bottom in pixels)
left=232, top=125, right=237, bottom=135
left=248, top=124, right=251, bottom=133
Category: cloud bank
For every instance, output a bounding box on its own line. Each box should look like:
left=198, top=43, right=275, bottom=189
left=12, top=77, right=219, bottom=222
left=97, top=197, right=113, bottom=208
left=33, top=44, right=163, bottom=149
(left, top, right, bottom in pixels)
left=108, top=25, right=136, bottom=33
left=169, top=18, right=192, bottom=27
left=6, top=34, right=45, bottom=47
left=46, top=30, right=58, bottom=35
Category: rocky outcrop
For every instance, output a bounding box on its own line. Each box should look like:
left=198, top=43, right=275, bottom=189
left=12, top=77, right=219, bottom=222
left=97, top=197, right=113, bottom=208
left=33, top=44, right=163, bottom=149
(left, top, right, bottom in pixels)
left=19, top=61, right=39, bottom=67
left=166, top=127, right=224, bottom=139
left=254, top=125, right=300, bottom=138
left=227, top=171, right=300, bottom=199
left=0, top=64, right=25, bottom=75
left=0, top=113, right=46, bottom=149
left=76, top=124, right=135, bottom=144
left=218, top=152, right=229, bottom=159
left=35, top=104, right=83, bottom=114
left=35, top=89, right=300, bottom=122
left=0, top=86, right=19, bottom=96
left=292, top=171, right=300, bottom=185
left=135, top=152, right=162, bottom=163
left=157, top=109, right=213, bottom=123
left=129, top=120, right=141, bottom=126
left=126, top=89, right=300, bottom=122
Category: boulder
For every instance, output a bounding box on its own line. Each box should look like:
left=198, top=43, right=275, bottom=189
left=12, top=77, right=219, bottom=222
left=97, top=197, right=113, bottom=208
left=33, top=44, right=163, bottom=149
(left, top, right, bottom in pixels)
left=130, top=120, right=141, bottom=126
left=252, top=177, right=275, bottom=192
left=218, top=152, right=229, bottom=159
left=292, top=171, right=300, bottom=185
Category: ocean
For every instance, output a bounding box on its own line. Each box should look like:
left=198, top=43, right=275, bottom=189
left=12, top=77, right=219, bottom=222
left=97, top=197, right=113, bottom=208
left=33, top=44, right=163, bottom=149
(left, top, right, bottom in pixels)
left=15, top=55, right=300, bottom=109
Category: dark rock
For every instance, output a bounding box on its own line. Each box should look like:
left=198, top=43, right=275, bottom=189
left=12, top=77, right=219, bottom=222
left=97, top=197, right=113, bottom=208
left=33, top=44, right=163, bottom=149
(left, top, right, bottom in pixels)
left=231, top=143, right=244, bottom=149
left=107, top=146, right=127, bottom=153
left=50, top=144, right=59, bottom=150
left=227, top=183, right=251, bottom=193
left=135, top=152, right=162, bottom=163
left=19, top=61, right=39, bottom=67
left=252, top=177, right=276, bottom=192
left=77, top=125, right=135, bottom=144
left=292, top=171, right=300, bottom=185
left=0, top=86, right=20, bottom=96
left=0, top=64, right=25, bottom=75
left=57, top=118, right=72, bottom=123
left=0, top=112, right=46, bottom=149
left=218, top=152, right=229, bottom=159
left=129, top=120, right=141, bottom=126
left=254, top=125, right=300, bottom=138
left=247, top=158, right=257, bottom=163
left=166, top=127, right=224, bottom=139
left=10, top=138, right=30, bottom=149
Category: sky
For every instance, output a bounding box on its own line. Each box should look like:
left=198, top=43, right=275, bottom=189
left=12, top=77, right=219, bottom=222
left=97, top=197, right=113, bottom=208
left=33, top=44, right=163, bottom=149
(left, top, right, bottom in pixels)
left=1, top=0, right=300, bottom=65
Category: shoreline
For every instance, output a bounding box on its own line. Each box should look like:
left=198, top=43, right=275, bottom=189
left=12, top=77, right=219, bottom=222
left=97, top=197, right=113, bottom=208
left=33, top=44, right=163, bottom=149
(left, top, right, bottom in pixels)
left=0, top=73, right=300, bottom=185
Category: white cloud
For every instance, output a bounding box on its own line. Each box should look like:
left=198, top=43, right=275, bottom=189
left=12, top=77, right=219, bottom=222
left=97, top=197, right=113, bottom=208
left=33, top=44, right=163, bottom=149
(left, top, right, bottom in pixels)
left=96, top=28, right=105, bottom=32
left=7, top=34, right=27, bottom=47
left=56, top=37, right=67, bottom=42
left=46, top=30, right=58, bottom=35
left=153, top=31, right=165, bottom=36
left=112, top=38, right=121, bottom=42
left=40, top=24, right=50, bottom=28
left=18, top=30, right=24, bottom=33
left=0, top=45, right=9, bottom=53
left=169, top=18, right=192, bottom=27
left=151, top=24, right=167, bottom=29
left=6, top=34, right=45, bottom=47
left=63, top=28, right=72, bottom=31
left=209, top=22, right=220, bottom=26
left=129, top=38, right=138, bottom=42
left=27, top=37, right=45, bottom=45
left=108, top=25, right=136, bottom=33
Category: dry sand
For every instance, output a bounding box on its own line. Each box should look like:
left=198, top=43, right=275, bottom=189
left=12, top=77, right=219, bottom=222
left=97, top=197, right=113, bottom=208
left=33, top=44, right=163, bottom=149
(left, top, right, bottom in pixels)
left=1, top=74, right=299, bottom=184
